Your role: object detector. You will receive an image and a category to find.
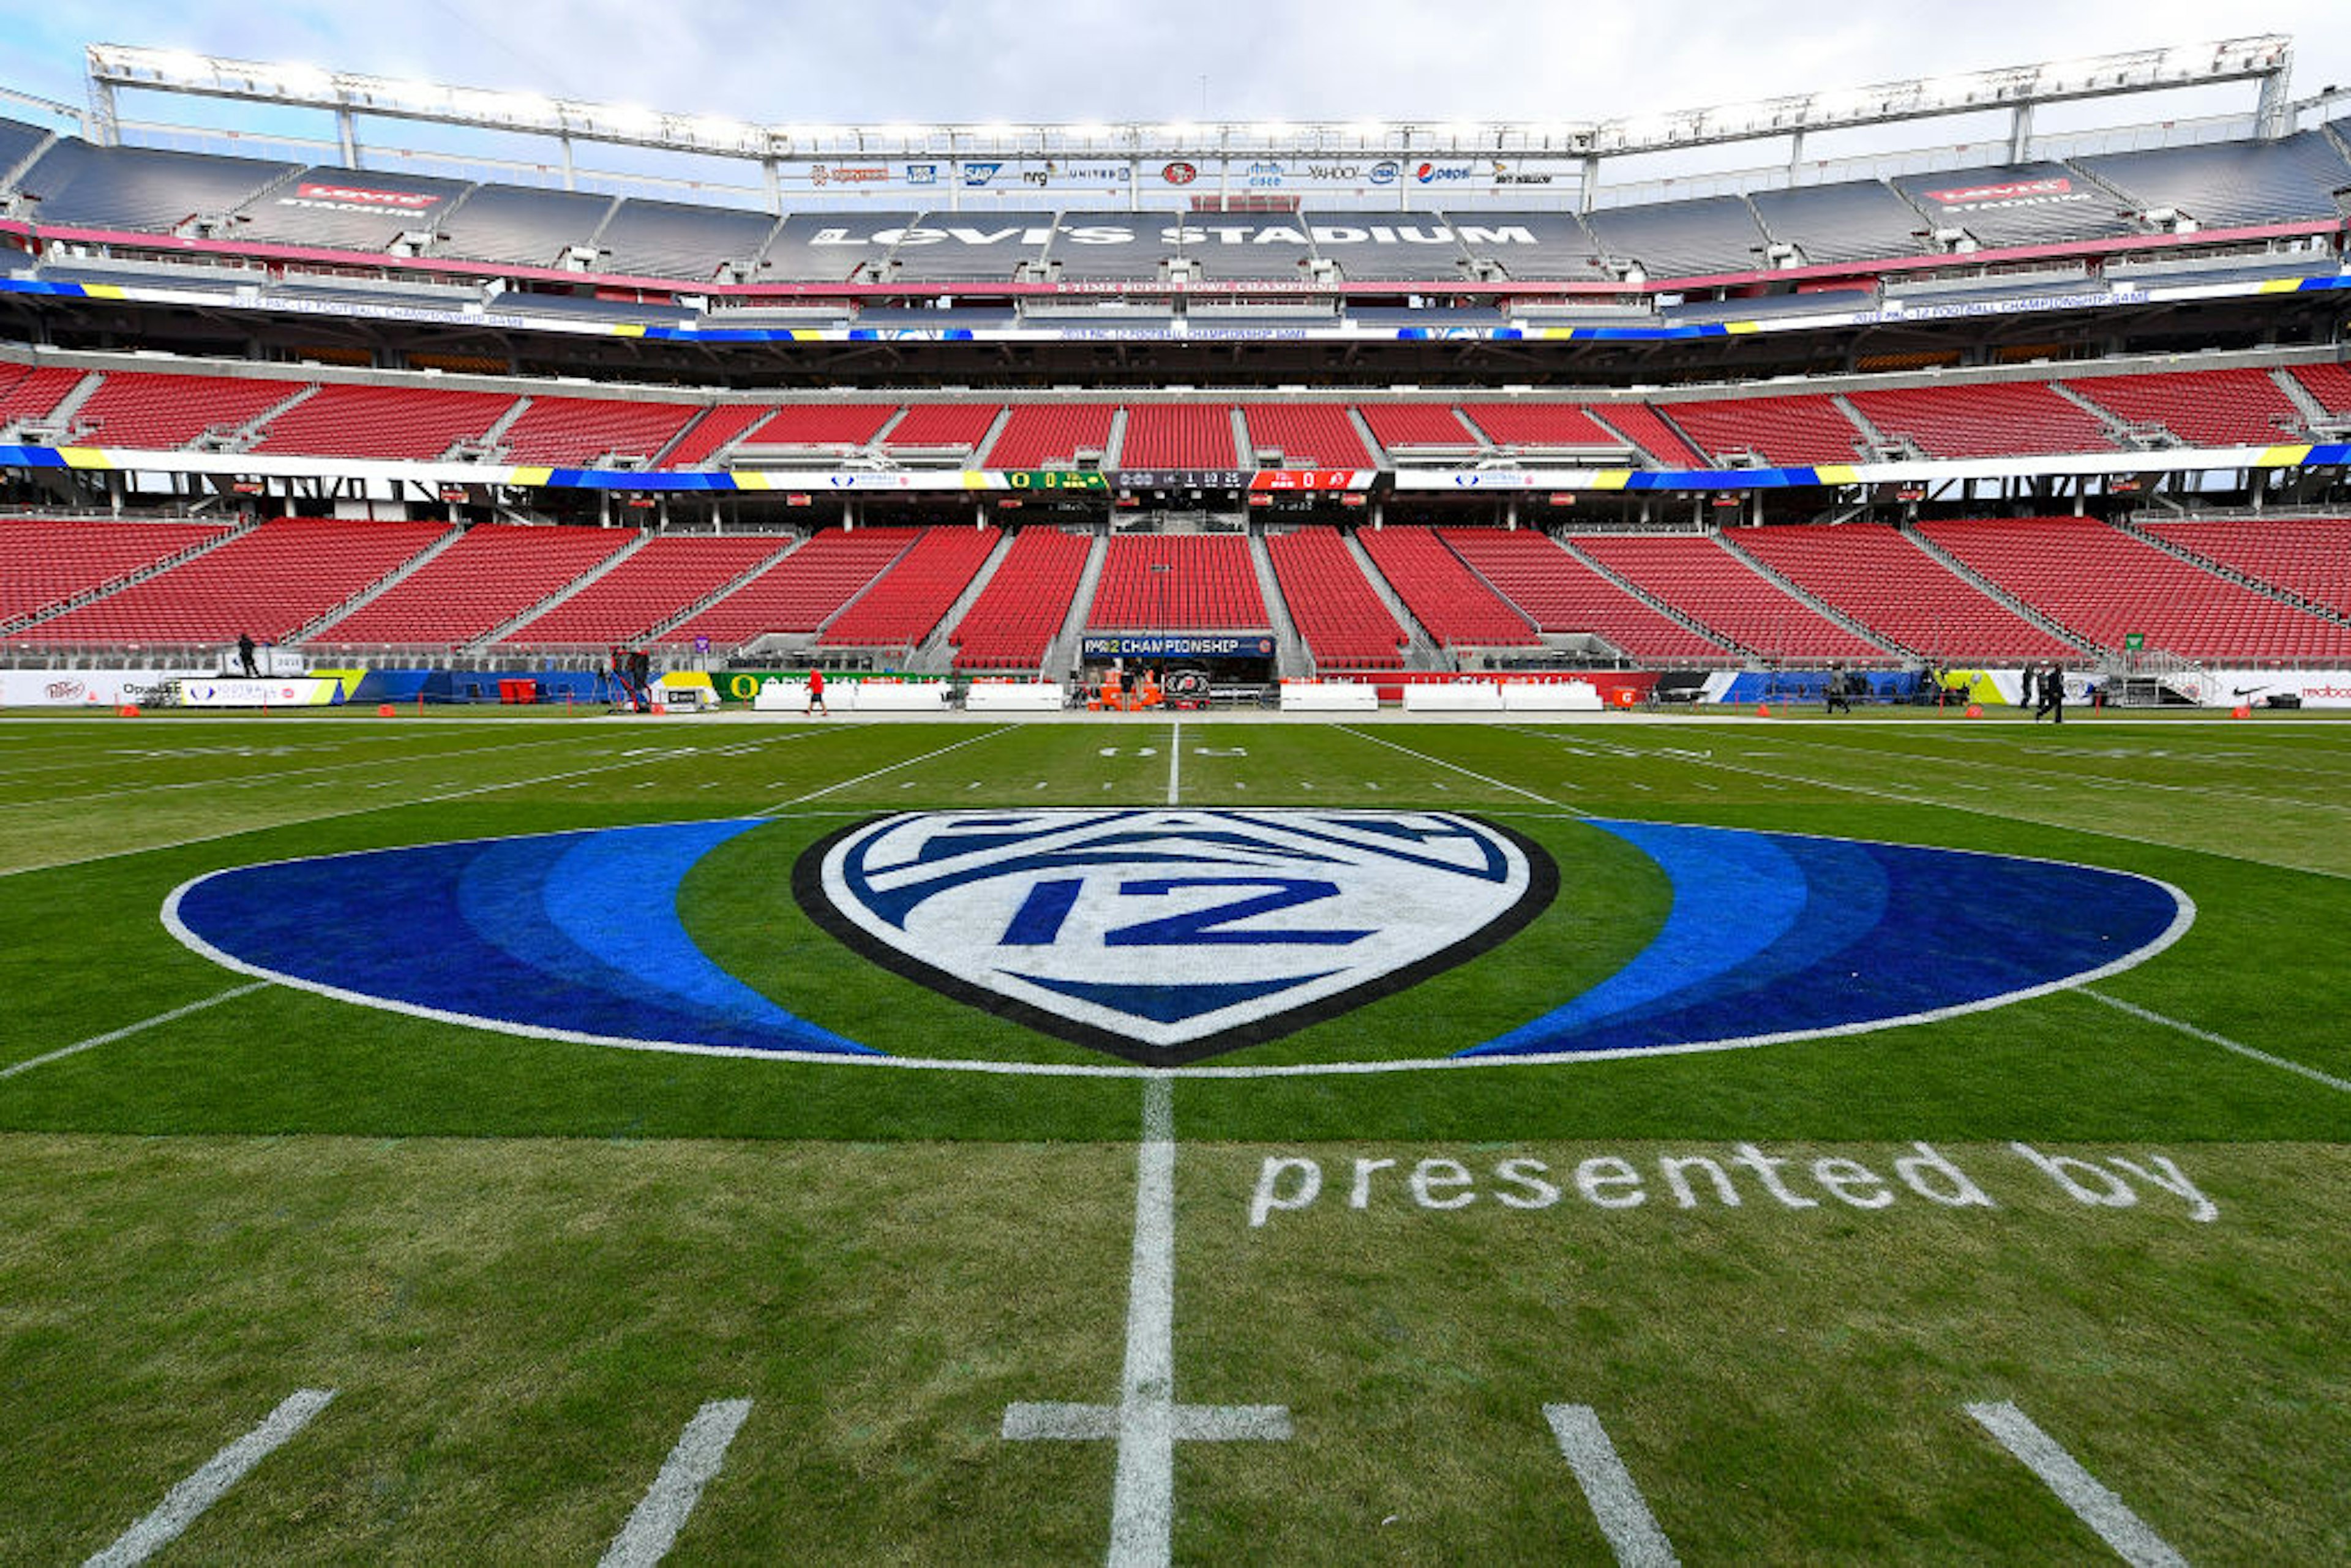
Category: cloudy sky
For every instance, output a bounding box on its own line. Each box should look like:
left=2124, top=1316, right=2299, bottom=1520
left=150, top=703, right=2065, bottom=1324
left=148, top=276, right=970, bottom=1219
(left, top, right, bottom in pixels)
left=3, top=0, right=2347, bottom=127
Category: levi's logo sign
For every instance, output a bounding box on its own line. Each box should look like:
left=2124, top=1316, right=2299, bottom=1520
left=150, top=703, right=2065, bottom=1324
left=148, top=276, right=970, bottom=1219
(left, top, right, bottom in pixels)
left=1923, top=177, right=2071, bottom=204
left=293, top=183, right=441, bottom=208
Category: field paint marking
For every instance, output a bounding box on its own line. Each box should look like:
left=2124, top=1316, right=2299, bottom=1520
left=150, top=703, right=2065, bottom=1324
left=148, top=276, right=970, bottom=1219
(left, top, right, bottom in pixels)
left=1543, top=1405, right=1679, bottom=1567
left=1769, top=730, right=2351, bottom=817
left=2, top=982, right=269, bottom=1081
left=1965, top=1401, right=2186, bottom=1568
left=1503, top=725, right=2351, bottom=886
left=1002, top=1076, right=1289, bottom=1566
left=1335, top=727, right=1590, bottom=815
left=0, top=729, right=847, bottom=883
left=84, top=1388, right=334, bottom=1567
left=0, top=734, right=588, bottom=814
left=598, top=1398, right=752, bottom=1568
left=755, top=726, right=1010, bottom=814
left=1166, top=720, right=1181, bottom=805
left=2083, top=989, right=2351, bottom=1093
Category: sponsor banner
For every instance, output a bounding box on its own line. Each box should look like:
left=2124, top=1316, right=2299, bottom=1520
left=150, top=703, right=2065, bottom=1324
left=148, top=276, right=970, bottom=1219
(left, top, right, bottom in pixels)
left=2170, top=667, right=2351, bottom=708
left=0, top=668, right=206, bottom=707
left=964, top=681, right=1065, bottom=712
left=1247, top=469, right=1375, bottom=492
left=714, top=671, right=948, bottom=704
left=1081, top=633, right=1276, bottom=661
left=174, top=677, right=345, bottom=708
left=1280, top=681, right=1379, bottom=713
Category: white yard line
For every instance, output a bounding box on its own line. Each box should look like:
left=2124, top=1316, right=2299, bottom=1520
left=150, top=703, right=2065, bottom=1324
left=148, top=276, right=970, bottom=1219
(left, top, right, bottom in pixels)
left=1002, top=1076, right=1288, bottom=1564
left=2083, top=989, right=2351, bottom=1093
left=598, top=1399, right=753, bottom=1568
left=754, top=727, right=1008, bottom=814
left=0, top=731, right=838, bottom=883
left=1543, top=1405, right=1679, bottom=1567
left=0, top=735, right=584, bottom=813
left=1503, top=726, right=2351, bottom=885
left=2, top=983, right=269, bottom=1081
left=1965, top=1401, right=2186, bottom=1568
left=1335, top=727, right=1589, bottom=814
left=1166, top=720, right=1182, bottom=805
left=1108, top=1075, right=1180, bottom=1567
left=83, top=1389, right=335, bottom=1567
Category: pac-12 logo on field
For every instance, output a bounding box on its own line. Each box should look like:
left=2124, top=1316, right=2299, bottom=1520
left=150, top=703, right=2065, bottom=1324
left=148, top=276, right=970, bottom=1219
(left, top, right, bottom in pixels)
left=798, top=809, right=1553, bottom=1066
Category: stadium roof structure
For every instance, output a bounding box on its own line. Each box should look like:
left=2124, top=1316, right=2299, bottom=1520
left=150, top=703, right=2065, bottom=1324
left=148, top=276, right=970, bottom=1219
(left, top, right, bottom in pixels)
left=70, top=36, right=2312, bottom=212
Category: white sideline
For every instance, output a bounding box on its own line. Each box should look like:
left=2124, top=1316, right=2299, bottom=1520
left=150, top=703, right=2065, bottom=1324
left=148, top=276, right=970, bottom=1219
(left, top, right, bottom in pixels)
left=1336, top=726, right=1590, bottom=814
left=755, top=726, right=1008, bottom=813
left=2, top=982, right=269, bottom=1081
left=1965, top=1401, right=2186, bottom=1568
left=0, top=728, right=843, bottom=883
left=83, top=1388, right=334, bottom=1567
left=599, top=1398, right=753, bottom=1568
left=1542, top=1405, right=1679, bottom=1567
left=2083, top=989, right=2351, bottom=1093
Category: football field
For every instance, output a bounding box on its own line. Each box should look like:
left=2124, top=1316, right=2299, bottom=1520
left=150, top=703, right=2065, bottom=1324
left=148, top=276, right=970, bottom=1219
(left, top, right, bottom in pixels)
left=1, top=710, right=2345, bottom=1563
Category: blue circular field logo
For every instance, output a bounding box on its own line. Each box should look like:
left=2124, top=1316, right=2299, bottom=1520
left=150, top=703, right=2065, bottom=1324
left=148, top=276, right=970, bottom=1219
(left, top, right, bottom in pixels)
left=162, top=810, right=2191, bottom=1075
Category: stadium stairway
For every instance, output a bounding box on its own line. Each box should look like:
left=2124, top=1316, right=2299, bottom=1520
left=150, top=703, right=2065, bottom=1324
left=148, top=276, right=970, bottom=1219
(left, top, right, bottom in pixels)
left=966, top=407, right=1014, bottom=468
left=1714, top=531, right=1919, bottom=655
left=1549, top=535, right=1747, bottom=655
left=1895, top=522, right=2096, bottom=653
left=1345, top=408, right=1390, bottom=468
left=2110, top=514, right=2351, bottom=628
left=0, top=513, right=252, bottom=636
left=1045, top=530, right=1111, bottom=678
left=2271, top=367, right=2339, bottom=434
left=26, top=369, right=105, bottom=439
left=228, top=384, right=324, bottom=452
left=1831, top=394, right=1913, bottom=461
left=474, top=396, right=534, bottom=460
left=1343, top=529, right=1449, bottom=669
left=1102, top=408, right=1129, bottom=470
left=2047, top=381, right=2164, bottom=450
left=1246, top=531, right=1310, bottom=677
left=288, top=521, right=465, bottom=644
left=641, top=535, right=804, bottom=642
left=465, top=531, right=649, bottom=649
left=912, top=528, right=1018, bottom=673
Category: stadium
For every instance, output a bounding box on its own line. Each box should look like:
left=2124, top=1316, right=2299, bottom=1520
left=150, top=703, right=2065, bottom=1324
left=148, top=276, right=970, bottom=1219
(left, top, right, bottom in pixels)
left=0, top=15, right=2345, bottom=1563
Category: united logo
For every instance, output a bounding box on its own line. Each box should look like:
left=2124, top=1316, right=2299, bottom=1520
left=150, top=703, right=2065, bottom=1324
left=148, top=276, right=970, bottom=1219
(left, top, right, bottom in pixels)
left=799, top=809, right=1551, bottom=1065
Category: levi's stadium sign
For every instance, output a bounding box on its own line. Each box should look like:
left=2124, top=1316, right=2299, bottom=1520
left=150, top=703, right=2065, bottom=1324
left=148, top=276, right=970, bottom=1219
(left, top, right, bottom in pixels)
left=286, top=182, right=443, bottom=209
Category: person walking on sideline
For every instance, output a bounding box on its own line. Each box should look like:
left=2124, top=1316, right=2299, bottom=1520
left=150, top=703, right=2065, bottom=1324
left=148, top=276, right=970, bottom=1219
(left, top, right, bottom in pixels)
left=2018, top=662, right=2037, bottom=713
left=2034, top=662, right=2066, bottom=724
left=1825, top=664, right=1853, bottom=715
left=806, top=667, right=828, bottom=717
left=237, top=631, right=258, bottom=678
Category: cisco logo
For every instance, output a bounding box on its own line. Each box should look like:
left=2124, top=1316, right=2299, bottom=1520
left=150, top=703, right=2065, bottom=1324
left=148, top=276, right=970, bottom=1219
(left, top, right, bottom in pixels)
left=1162, top=161, right=1198, bottom=186
left=1368, top=161, right=1401, bottom=186
left=1415, top=162, right=1474, bottom=184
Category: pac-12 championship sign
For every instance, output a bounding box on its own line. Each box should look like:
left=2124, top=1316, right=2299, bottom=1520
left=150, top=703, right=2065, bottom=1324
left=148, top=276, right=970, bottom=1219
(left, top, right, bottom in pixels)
left=163, top=809, right=2191, bottom=1074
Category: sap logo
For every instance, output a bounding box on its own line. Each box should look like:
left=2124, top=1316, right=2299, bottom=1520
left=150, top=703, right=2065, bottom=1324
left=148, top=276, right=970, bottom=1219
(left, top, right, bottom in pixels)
left=1163, top=160, right=1199, bottom=186
left=1415, top=162, right=1474, bottom=184
left=1368, top=161, right=1401, bottom=185
left=804, top=808, right=1548, bottom=1064
left=962, top=160, right=1004, bottom=186
left=905, top=163, right=939, bottom=185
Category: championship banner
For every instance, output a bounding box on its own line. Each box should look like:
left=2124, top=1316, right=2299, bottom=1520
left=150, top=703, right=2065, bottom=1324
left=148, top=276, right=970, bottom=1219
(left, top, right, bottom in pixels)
left=1080, top=634, right=1275, bottom=661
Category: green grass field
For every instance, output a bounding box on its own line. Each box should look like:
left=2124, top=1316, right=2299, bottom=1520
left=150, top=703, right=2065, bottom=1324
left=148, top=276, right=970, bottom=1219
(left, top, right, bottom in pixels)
left=1, top=709, right=2344, bottom=1563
